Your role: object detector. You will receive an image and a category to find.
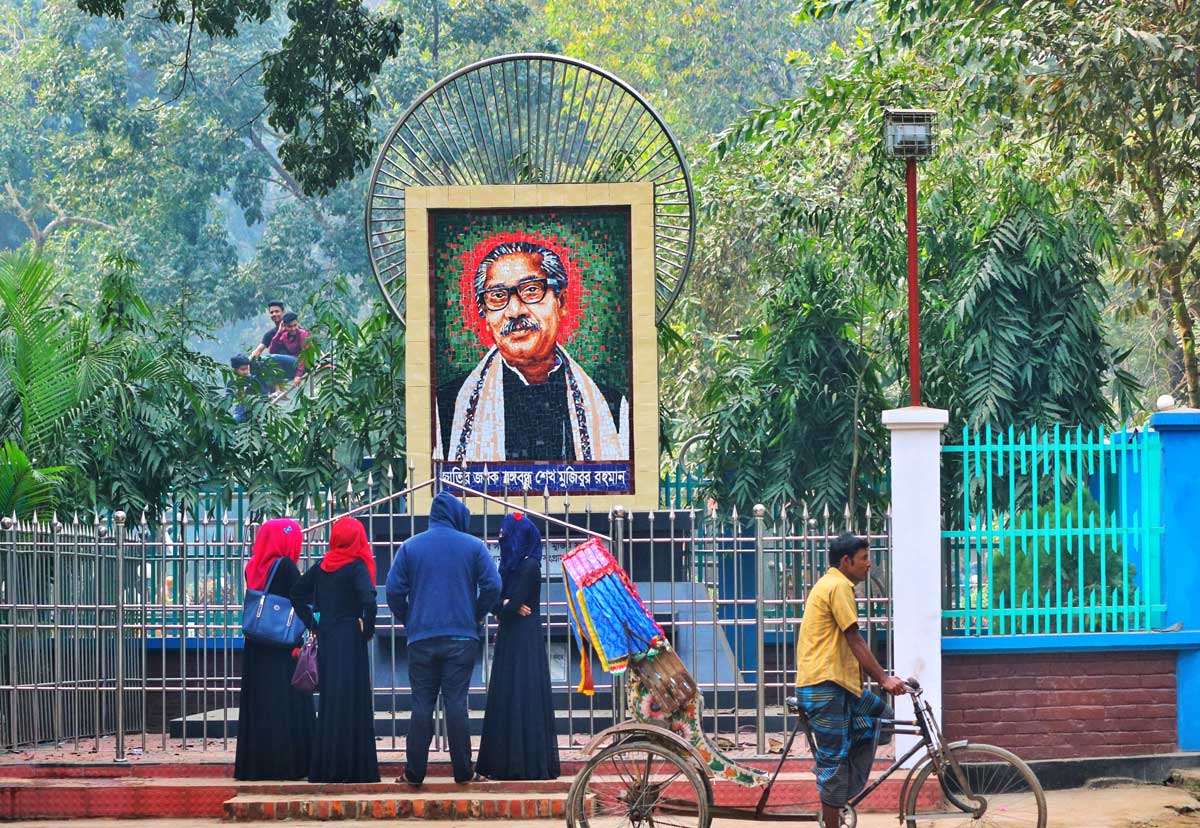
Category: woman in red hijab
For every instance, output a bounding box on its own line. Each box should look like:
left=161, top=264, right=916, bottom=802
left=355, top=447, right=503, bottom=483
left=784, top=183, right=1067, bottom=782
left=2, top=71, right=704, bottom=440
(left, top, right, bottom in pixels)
left=235, top=518, right=315, bottom=781
left=291, top=516, right=380, bottom=783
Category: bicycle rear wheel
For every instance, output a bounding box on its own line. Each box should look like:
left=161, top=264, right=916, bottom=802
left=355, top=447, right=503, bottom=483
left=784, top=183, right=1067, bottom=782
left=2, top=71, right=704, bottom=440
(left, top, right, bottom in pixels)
left=903, top=743, right=1046, bottom=828
left=567, top=740, right=710, bottom=828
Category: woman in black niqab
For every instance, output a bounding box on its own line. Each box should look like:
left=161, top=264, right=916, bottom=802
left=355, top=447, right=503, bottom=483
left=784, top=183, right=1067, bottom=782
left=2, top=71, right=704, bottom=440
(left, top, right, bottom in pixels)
left=475, top=512, right=561, bottom=780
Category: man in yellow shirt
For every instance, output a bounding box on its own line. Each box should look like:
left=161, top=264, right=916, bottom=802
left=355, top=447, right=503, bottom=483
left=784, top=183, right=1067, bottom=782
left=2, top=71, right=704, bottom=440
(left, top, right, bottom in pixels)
left=796, top=533, right=905, bottom=828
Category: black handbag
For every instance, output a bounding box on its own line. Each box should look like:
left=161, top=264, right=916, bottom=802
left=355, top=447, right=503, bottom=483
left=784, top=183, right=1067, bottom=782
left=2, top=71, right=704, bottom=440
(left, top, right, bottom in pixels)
left=242, top=559, right=305, bottom=647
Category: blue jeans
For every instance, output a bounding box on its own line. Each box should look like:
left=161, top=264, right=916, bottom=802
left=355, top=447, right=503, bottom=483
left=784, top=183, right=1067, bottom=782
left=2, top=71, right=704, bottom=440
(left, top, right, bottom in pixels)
left=406, top=637, right=478, bottom=783
left=260, top=354, right=299, bottom=383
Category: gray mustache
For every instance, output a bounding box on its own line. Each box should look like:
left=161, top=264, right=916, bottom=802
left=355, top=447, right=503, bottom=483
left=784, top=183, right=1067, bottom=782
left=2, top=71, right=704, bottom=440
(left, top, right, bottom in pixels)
left=500, top=317, right=541, bottom=337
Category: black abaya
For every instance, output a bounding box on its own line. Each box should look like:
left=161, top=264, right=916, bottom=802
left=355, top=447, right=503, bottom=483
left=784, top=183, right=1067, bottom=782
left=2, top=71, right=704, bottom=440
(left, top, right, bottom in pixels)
left=234, top=557, right=316, bottom=780
left=291, top=560, right=380, bottom=783
left=476, top=557, right=561, bottom=780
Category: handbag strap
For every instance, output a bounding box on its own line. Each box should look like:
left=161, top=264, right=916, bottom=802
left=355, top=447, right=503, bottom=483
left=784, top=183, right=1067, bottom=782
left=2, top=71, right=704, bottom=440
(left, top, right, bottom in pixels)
left=262, top=558, right=285, bottom=594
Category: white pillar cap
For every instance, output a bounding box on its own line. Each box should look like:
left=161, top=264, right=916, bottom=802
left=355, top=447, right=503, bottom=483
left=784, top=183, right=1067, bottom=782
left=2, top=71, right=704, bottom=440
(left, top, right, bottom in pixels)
left=882, top=406, right=950, bottom=430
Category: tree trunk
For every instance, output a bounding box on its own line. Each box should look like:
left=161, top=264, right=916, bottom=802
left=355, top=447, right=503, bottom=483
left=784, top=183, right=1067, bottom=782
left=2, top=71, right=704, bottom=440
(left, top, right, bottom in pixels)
left=1158, top=289, right=1185, bottom=394
left=1169, top=273, right=1200, bottom=407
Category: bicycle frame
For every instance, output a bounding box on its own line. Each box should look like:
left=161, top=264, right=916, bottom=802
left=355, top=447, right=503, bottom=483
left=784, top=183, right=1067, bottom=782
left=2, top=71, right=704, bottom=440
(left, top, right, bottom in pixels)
left=704, top=685, right=980, bottom=823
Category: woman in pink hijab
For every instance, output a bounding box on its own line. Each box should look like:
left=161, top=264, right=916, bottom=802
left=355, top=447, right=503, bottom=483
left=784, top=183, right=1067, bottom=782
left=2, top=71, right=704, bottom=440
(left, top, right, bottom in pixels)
left=234, top=518, right=315, bottom=780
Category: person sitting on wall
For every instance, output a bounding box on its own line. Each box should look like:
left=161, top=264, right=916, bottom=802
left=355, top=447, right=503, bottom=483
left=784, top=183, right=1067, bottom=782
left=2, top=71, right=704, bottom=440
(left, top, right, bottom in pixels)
left=795, top=532, right=906, bottom=828
left=265, top=312, right=309, bottom=388
left=435, top=241, right=628, bottom=463
left=249, top=300, right=286, bottom=361
left=228, top=353, right=268, bottom=422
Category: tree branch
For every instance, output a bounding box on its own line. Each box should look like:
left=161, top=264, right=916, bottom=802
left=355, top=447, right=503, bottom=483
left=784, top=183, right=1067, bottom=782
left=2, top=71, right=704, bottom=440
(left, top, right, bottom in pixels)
left=4, top=180, right=44, bottom=250
left=248, top=128, right=331, bottom=232
left=5, top=181, right=117, bottom=255
left=41, top=215, right=119, bottom=239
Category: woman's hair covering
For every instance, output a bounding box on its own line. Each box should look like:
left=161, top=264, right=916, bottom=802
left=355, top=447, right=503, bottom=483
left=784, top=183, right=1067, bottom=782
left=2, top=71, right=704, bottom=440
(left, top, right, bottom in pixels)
left=498, top=511, right=542, bottom=577
left=320, top=516, right=377, bottom=583
left=245, top=518, right=302, bottom=590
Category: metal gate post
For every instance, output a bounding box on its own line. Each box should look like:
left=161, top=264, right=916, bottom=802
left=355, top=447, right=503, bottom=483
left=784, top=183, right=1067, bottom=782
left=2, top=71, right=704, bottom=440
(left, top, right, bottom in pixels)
left=113, top=511, right=127, bottom=763
left=612, top=505, right=626, bottom=724
left=3, top=515, right=16, bottom=751
left=753, top=504, right=766, bottom=754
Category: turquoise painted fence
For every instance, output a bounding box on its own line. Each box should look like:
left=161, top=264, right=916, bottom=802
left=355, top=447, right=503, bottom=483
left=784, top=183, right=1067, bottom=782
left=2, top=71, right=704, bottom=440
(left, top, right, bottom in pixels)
left=942, top=425, right=1164, bottom=636
left=659, top=464, right=708, bottom=509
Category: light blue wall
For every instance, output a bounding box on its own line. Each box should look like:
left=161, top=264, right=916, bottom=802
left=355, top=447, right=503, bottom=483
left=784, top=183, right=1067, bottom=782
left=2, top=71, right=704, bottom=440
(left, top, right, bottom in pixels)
left=1148, top=410, right=1200, bottom=750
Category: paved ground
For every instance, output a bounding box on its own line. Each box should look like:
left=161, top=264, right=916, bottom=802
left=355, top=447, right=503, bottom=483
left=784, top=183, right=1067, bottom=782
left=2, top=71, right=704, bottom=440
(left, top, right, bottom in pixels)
left=2, top=782, right=1197, bottom=828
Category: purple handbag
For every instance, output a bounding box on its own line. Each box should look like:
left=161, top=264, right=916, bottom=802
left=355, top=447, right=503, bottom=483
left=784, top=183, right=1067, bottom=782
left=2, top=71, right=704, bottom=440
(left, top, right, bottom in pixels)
left=291, top=636, right=319, bottom=693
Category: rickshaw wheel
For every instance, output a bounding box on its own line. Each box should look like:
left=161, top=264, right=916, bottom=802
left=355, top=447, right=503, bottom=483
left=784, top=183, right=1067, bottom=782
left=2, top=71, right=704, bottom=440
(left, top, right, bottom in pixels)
left=567, top=739, right=711, bottom=828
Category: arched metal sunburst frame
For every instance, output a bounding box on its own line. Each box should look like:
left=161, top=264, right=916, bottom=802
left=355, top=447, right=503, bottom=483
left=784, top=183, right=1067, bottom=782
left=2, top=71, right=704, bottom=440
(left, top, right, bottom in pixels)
left=365, top=53, right=695, bottom=326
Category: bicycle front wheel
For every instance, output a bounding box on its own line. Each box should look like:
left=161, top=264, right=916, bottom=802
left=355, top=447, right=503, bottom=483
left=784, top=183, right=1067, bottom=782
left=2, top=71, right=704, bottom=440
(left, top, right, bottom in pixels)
left=903, top=743, right=1046, bottom=828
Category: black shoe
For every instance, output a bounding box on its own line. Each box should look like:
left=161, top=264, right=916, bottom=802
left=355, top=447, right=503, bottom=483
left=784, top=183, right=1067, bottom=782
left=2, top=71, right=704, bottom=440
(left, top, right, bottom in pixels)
left=399, top=769, right=423, bottom=786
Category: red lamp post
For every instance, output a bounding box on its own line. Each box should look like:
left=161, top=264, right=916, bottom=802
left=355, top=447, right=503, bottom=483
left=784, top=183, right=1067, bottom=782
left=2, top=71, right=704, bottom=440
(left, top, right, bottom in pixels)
left=883, top=108, right=936, bottom=407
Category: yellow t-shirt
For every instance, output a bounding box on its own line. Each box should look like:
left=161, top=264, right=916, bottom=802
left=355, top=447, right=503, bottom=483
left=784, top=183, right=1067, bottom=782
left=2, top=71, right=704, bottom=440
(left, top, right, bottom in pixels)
left=795, top=568, right=862, bottom=696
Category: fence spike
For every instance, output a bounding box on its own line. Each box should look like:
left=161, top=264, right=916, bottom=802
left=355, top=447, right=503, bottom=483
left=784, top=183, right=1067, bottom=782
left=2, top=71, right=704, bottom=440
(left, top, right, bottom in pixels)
left=386, top=462, right=394, bottom=480
left=366, top=471, right=374, bottom=488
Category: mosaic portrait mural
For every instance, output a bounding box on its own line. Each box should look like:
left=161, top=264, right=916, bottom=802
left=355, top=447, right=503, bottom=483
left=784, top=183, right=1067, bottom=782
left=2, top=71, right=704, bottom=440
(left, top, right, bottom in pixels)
left=429, top=206, right=633, bottom=495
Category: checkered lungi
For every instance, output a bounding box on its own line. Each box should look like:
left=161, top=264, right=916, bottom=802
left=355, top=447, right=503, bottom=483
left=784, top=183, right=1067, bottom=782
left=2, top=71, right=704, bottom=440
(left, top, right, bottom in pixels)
left=798, top=681, right=892, bottom=808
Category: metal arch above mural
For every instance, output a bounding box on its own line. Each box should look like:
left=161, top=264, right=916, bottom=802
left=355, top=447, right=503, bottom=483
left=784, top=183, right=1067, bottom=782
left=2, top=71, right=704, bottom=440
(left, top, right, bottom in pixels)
left=364, top=53, right=695, bottom=327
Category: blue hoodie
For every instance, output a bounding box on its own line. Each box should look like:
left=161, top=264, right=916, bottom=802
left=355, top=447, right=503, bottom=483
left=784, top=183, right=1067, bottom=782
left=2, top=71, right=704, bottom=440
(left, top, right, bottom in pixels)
left=385, top=492, right=501, bottom=643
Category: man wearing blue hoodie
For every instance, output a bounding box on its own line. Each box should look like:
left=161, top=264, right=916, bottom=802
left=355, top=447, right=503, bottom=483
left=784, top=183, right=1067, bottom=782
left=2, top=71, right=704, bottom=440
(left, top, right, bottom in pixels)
left=386, top=492, right=501, bottom=784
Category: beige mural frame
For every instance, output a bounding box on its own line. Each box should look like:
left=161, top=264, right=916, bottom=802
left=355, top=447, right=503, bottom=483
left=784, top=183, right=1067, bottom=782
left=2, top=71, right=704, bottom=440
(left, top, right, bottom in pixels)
left=404, top=182, right=658, bottom=512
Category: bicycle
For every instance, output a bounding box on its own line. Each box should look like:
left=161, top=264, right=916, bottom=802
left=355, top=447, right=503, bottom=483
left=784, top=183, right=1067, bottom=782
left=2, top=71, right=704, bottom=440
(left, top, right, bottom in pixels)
left=566, top=675, right=1046, bottom=828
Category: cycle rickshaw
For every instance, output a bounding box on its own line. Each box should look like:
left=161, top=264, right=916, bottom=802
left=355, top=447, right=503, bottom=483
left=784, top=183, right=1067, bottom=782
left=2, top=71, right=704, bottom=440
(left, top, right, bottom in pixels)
left=560, top=539, right=1046, bottom=828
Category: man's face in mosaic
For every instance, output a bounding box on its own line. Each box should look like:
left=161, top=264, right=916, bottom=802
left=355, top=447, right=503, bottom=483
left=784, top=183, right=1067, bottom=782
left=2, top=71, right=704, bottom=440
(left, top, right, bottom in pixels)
left=481, top=252, right=565, bottom=378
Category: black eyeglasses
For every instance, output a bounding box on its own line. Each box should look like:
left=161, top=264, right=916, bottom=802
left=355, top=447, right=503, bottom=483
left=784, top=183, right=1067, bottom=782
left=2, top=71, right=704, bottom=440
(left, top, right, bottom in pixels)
left=477, top=277, right=562, bottom=312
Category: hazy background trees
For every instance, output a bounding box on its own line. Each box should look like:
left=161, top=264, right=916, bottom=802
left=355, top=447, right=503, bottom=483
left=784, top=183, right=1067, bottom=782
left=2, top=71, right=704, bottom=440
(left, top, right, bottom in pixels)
left=1, top=0, right=1191, bottom=516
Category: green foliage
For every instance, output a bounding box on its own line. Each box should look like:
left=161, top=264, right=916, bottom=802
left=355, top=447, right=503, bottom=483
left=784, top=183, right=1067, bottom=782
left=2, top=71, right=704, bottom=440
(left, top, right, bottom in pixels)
left=697, top=246, right=887, bottom=515
left=75, top=0, right=402, bottom=195
left=867, top=0, right=1200, bottom=406
left=264, top=0, right=404, bottom=196
left=0, top=439, right=66, bottom=518
left=928, top=163, right=1142, bottom=430
left=675, top=28, right=1138, bottom=513
left=0, top=253, right=406, bottom=520
left=987, top=490, right=1135, bottom=631
left=542, top=0, right=862, bottom=144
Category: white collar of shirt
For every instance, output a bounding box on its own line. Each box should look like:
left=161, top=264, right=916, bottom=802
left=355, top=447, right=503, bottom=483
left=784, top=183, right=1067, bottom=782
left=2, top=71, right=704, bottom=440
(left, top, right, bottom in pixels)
left=500, top=352, right=564, bottom=386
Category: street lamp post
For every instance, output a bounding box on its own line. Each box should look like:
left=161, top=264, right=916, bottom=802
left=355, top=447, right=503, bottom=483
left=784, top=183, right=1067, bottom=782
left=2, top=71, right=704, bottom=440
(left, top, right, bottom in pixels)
left=883, top=108, right=936, bottom=407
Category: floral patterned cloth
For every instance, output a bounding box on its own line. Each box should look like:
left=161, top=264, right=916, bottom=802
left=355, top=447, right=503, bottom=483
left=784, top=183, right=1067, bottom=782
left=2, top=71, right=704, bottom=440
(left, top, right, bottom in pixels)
left=626, top=667, right=770, bottom=788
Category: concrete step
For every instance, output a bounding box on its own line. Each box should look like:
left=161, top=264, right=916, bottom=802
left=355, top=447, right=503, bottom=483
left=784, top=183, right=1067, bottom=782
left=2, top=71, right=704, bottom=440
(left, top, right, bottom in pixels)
left=223, top=791, right=578, bottom=821
left=0, top=764, right=905, bottom=820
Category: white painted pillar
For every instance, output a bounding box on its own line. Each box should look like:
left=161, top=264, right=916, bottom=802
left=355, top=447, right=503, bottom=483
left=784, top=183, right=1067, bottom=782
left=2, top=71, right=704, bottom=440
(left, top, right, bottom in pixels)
left=882, top=405, right=949, bottom=761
